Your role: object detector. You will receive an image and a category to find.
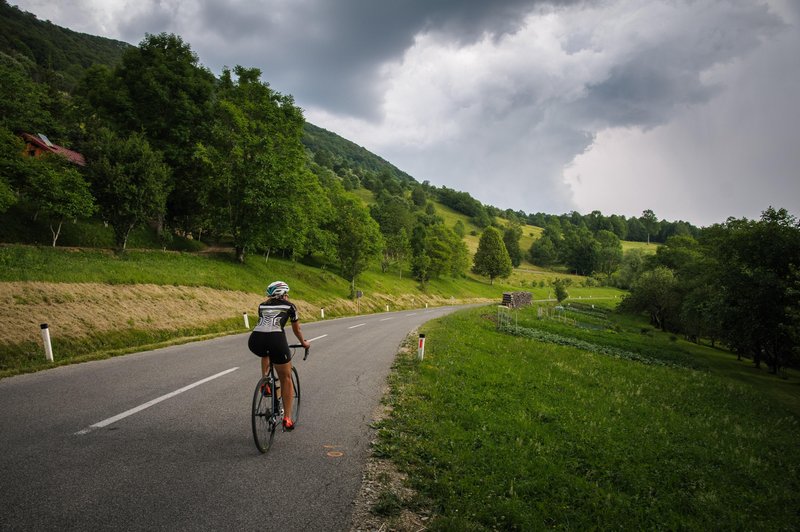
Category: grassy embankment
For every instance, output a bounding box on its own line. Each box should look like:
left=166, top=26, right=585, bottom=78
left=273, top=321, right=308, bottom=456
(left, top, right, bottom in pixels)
left=0, top=244, right=624, bottom=378
left=374, top=301, right=800, bottom=530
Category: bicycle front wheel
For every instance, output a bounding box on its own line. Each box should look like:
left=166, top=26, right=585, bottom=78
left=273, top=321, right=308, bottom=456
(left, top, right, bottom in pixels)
left=252, top=376, right=276, bottom=453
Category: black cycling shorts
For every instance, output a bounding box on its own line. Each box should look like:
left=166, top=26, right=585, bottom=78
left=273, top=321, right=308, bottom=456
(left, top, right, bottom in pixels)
left=248, top=332, right=291, bottom=365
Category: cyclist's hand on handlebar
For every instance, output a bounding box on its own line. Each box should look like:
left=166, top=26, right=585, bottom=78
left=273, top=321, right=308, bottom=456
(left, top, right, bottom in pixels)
left=300, top=339, right=310, bottom=350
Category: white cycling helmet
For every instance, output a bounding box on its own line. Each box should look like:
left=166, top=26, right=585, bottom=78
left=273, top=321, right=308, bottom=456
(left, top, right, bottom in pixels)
left=266, top=281, right=289, bottom=297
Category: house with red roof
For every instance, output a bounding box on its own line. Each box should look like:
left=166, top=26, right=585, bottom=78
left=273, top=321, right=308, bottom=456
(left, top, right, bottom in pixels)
left=20, top=132, right=86, bottom=166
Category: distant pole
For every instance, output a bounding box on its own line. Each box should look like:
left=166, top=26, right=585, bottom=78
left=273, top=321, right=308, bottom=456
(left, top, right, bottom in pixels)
left=243, top=312, right=250, bottom=329
left=418, top=334, right=426, bottom=361
left=40, top=324, right=53, bottom=362
left=321, top=308, right=325, bottom=319
left=386, top=305, right=389, bottom=312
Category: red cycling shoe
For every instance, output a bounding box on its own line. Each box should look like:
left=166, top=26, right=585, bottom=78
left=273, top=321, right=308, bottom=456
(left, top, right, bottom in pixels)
left=282, top=417, right=295, bottom=431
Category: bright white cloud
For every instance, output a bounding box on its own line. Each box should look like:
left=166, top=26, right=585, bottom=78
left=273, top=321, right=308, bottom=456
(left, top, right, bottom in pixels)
left=565, top=1, right=800, bottom=226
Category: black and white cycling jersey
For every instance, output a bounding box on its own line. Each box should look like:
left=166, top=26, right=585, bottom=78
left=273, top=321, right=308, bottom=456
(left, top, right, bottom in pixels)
left=253, top=299, right=299, bottom=333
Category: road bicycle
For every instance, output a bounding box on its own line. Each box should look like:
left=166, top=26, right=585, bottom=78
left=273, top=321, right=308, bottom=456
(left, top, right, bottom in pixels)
left=251, top=344, right=309, bottom=454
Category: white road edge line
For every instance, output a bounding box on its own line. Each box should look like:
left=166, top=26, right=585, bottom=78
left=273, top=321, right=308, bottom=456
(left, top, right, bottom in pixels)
left=75, top=367, right=239, bottom=436
left=348, top=323, right=366, bottom=329
left=307, top=334, right=327, bottom=342
left=406, top=313, right=418, bottom=316
left=379, top=317, right=393, bottom=321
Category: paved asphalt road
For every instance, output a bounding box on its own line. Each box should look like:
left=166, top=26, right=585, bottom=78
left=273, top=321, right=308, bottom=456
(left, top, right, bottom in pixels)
left=0, top=304, right=473, bottom=531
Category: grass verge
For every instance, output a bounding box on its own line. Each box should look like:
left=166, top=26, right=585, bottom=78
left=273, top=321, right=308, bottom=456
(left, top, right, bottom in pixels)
left=0, top=317, right=243, bottom=379
left=375, top=305, right=800, bottom=530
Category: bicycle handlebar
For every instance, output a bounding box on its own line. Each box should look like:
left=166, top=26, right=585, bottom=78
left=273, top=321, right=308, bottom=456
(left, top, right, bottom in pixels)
left=289, top=344, right=310, bottom=360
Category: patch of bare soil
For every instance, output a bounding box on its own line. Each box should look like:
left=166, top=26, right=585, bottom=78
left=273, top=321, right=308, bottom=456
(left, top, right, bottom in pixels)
left=349, top=339, right=431, bottom=532
left=0, top=282, right=262, bottom=344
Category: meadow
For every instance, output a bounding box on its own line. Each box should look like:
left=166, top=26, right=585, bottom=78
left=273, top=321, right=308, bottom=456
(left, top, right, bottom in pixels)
left=374, top=303, right=800, bottom=530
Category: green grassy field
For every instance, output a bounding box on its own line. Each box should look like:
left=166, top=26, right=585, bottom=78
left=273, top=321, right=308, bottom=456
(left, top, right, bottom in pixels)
left=621, top=240, right=660, bottom=254
left=375, top=303, right=800, bottom=530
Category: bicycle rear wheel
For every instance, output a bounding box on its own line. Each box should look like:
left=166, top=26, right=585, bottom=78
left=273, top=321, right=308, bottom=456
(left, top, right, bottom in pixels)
left=252, top=376, right=276, bottom=453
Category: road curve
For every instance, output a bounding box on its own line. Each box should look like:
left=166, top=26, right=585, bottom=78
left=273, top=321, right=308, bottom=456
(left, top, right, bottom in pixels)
left=0, top=304, right=474, bottom=531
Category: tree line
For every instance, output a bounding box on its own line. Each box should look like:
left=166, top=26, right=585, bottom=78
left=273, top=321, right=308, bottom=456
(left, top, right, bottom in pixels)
left=0, top=32, right=509, bottom=292
left=620, top=208, right=800, bottom=373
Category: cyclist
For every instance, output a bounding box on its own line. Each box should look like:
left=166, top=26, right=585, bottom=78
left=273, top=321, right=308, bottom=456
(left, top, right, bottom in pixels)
left=248, top=281, right=310, bottom=431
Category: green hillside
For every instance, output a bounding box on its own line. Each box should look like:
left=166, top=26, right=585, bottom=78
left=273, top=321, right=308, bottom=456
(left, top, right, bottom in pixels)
left=0, top=0, right=130, bottom=90
left=303, top=122, right=415, bottom=185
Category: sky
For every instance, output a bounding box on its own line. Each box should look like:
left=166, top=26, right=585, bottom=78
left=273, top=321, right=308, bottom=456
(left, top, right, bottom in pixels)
left=11, top=0, right=800, bottom=227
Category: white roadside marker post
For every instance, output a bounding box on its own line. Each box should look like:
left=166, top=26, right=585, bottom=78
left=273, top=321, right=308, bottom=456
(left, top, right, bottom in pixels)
left=40, top=323, right=53, bottom=362
left=321, top=308, right=325, bottom=319
left=243, top=312, right=250, bottom=329
left=418, top=334, right=426, bottom=361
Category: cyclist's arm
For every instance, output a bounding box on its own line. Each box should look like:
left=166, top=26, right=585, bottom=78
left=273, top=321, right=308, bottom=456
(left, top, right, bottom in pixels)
left=291, top=320, right=310, bottom=349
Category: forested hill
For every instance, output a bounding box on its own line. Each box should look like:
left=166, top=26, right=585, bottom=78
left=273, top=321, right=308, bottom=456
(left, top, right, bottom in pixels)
left=0, top=0, right=130, bottom=91
left=0, top=0, right=413, bottom=189
left=303, top=123, right=415, bottom=187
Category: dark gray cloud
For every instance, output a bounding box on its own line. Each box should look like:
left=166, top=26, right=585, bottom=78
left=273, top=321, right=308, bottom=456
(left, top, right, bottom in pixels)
left=11, top=0, right=800, bottom=225
left=573, top=3, right=783, bottom=130
left=192, top=0, right=585, bottom=117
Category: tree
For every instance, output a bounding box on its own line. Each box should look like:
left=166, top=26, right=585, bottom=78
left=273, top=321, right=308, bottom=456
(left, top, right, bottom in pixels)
left=528, top=235, right=558, bottom=267
left=411, top=252, right=431, bottom=286
left=621, top=266, right=680, bottom=330
left=453, top=220, right=466, bottom=238
left=0, top=129, right=26, bottom=213
left=680, top=283, right=725, bottom=346
left=706, top=208, right=800, bottom=373
left=82, top=33, right=216, bottom=233
left=0, top=52, right=61, bottom=135
left=26, top=155, right=95, bottom=246
left=613, top=249, right=647, bottom=289
left=595, top=229, right=623, bottom=280
left=410, top=224, right=431, bottom=285
left=626, top=217, right=648, bottom=242
left=654, top=235, right=701, bottom=271
left=608, top=214, right=628, bottom=240
left=384, top=227, right=411, bottom=277
left=411, top=186, right=426, bottom=207
left=0, top=54, right=65, bottom=213
left=332, top=196, right=383, bottom=295
left=198, top=66, right=308, bottom=262
left=640, top=209, right=659, bottom=244
left=502, top=224, right=523, bottom=267
left=553, top=278, right=569, bottom=303
left=0, top=172, right=13, bottom=213
left=426, top=223, right=469, bottom=278
left=472, top=226, right=512, bottom=284
left=371, top=194, right=414, bottom=235
left=84, top=129, right=170, bottom=251
left=560, top=225, right=599, bottom=275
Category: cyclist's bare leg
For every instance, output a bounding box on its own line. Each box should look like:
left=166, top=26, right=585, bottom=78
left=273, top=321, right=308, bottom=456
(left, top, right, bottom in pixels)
left=275, top=361, right=294, bottom=419
left=261, top=356, right=270, bottom=377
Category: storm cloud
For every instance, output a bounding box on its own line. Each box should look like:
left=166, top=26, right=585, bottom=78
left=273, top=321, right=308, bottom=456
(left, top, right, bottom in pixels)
left=13, top=0, right=800, bottom=225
